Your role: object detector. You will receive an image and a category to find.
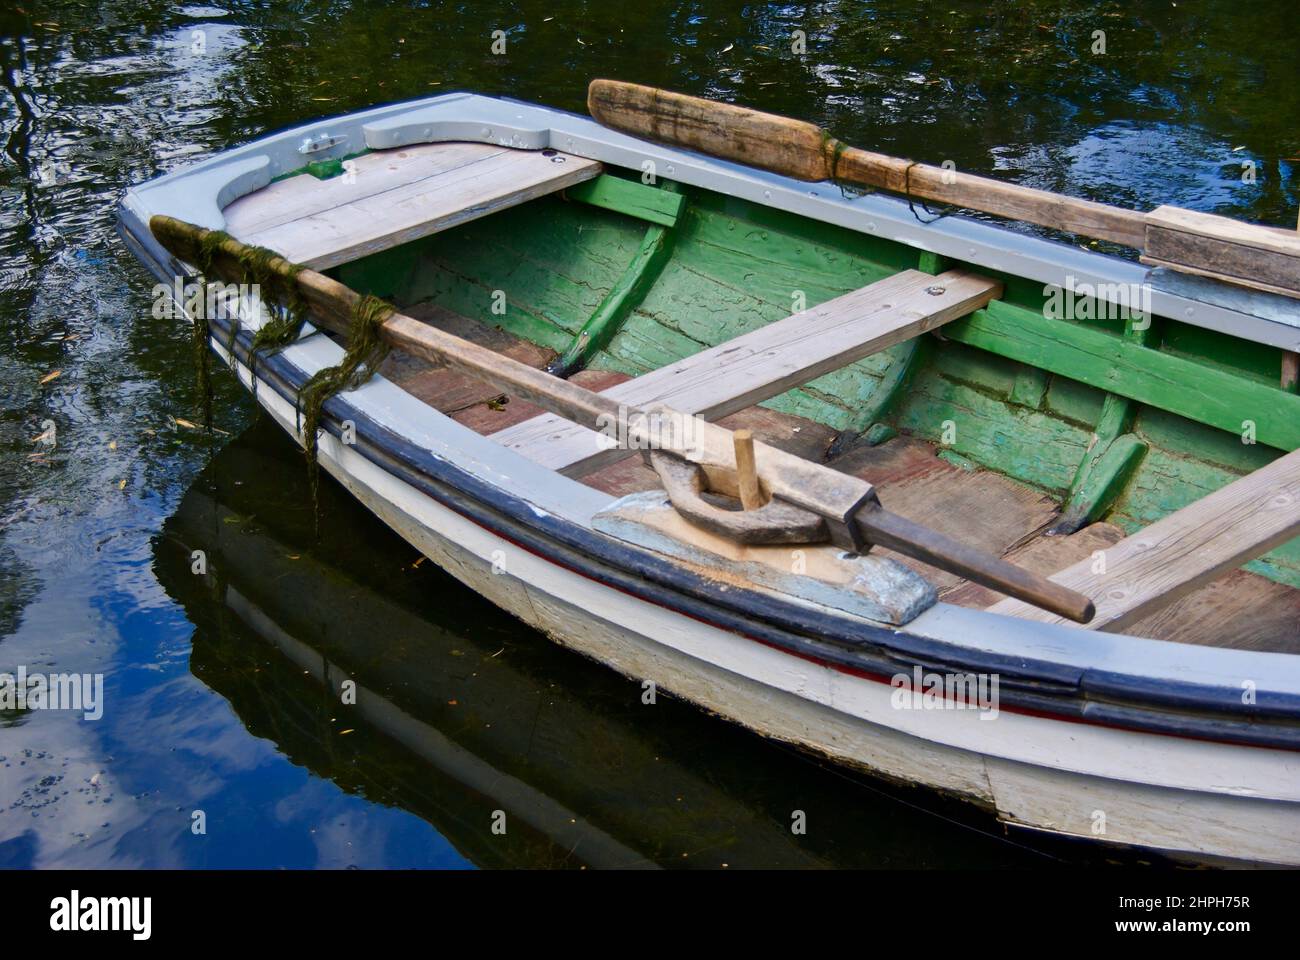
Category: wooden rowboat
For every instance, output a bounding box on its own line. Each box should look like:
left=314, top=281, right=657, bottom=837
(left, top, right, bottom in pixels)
left=120, top=83, right=1300, bottom=866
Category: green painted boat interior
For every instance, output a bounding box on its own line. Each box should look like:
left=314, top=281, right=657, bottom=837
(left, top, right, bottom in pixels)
left=328, top=166, right=1300, bottom=596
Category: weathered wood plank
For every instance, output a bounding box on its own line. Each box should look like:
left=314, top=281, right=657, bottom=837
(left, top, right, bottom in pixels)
left=988, top=448, right=1300, bottom=630
left=1145, top=204, right=1300, bottom=255
left=491, top=268, right=1002, bottom=475
left=1143, top=204, right=1300, bottom=300
left=222, top=142, right=511, bottom=237
left=945, top=300, right=1300, bottom=451
left=227, top=144, right=602, bottom=269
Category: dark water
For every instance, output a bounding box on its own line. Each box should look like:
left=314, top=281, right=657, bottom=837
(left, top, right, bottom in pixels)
left=0, top=1, right=1295, bottom=868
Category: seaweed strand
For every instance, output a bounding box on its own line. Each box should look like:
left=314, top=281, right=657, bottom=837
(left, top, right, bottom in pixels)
left=189, top=230, right=311, bottom=425
left=296, top=293, right=394, bottom=524
left=186, top=228, right=394, bottom=532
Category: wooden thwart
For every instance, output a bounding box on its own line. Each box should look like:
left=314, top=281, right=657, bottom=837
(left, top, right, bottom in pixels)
left=988, top=448, right=1300, bottom=630
left=221, top=142, right=602, bottom=270
left=490, top=268, right=1002, bottom=475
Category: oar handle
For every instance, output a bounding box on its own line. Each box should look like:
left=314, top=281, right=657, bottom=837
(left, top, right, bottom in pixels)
left=859, top=506, right=1095, bottom=624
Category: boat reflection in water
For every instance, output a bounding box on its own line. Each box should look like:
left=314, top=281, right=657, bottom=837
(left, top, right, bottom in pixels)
left=156, top=419, right=1062, bottom=869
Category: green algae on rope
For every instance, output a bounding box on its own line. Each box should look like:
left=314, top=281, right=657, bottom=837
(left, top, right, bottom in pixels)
left=296, top=293, right=394, bottom=518
left=182, top=228, right=396, bottom=531
left=188, top=229, right=312, bottom=427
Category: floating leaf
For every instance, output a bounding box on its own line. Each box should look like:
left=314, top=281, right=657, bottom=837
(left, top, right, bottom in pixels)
left=172, top=416, right=229, bottom=436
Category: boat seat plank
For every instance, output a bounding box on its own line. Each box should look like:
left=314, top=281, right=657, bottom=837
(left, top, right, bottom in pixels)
left=222, top=142, right=602, bottom=270
left=489, top=269, right=1001, bottom=476
left=988, top=448, right=1300, bottom=631
left=950, top=520, right=1300, bottom=652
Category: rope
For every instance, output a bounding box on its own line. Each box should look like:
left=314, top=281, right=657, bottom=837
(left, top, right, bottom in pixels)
left=904, top=160, right=946, bottom=225
left=190, top=230, right=311, bottom=425
left=295, top=294, right=393, bottom=526
left=187, top=228, right=394, bottom=533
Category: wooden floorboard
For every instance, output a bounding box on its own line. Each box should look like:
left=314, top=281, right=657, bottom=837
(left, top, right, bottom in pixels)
left=943, top=523, right=1124, bottom=608
left=832, top=438, right=1060, bottom=590
left=222, top=142, right=602, bottom=269
left=1126, top=571, right=1300, bottom=652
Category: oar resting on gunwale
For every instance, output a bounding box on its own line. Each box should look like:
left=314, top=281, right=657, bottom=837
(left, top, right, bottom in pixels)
left=586, top=79, right=1300, bottom=301
left=150, top=214, right=1095, bottom=624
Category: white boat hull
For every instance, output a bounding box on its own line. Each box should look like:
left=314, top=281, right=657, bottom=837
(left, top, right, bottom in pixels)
left=211, top=334, right=1300, bottom=867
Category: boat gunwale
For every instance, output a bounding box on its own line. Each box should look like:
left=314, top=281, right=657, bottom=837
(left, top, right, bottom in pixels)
left=121, top=90, right=1300, bottom=351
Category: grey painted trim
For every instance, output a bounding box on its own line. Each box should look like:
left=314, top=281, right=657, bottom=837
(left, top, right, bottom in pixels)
left=907, top=602, right=1300, bottom=694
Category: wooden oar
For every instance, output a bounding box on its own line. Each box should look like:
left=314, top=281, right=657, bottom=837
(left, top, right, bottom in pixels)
left=150, top=215, right=1095, bottom=624
left=587, top=79, right=1300, bottom=300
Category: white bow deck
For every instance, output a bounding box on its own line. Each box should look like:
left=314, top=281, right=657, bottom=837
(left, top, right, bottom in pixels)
left=221, top=141, right=601, bottom=269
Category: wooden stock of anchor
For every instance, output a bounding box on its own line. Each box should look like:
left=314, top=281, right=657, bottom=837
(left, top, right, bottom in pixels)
left=150, top=215, right=1096, bottom=623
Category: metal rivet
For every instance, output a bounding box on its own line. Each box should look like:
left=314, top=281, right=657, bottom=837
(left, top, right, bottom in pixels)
left=926, top=285, right=946, bottom=296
